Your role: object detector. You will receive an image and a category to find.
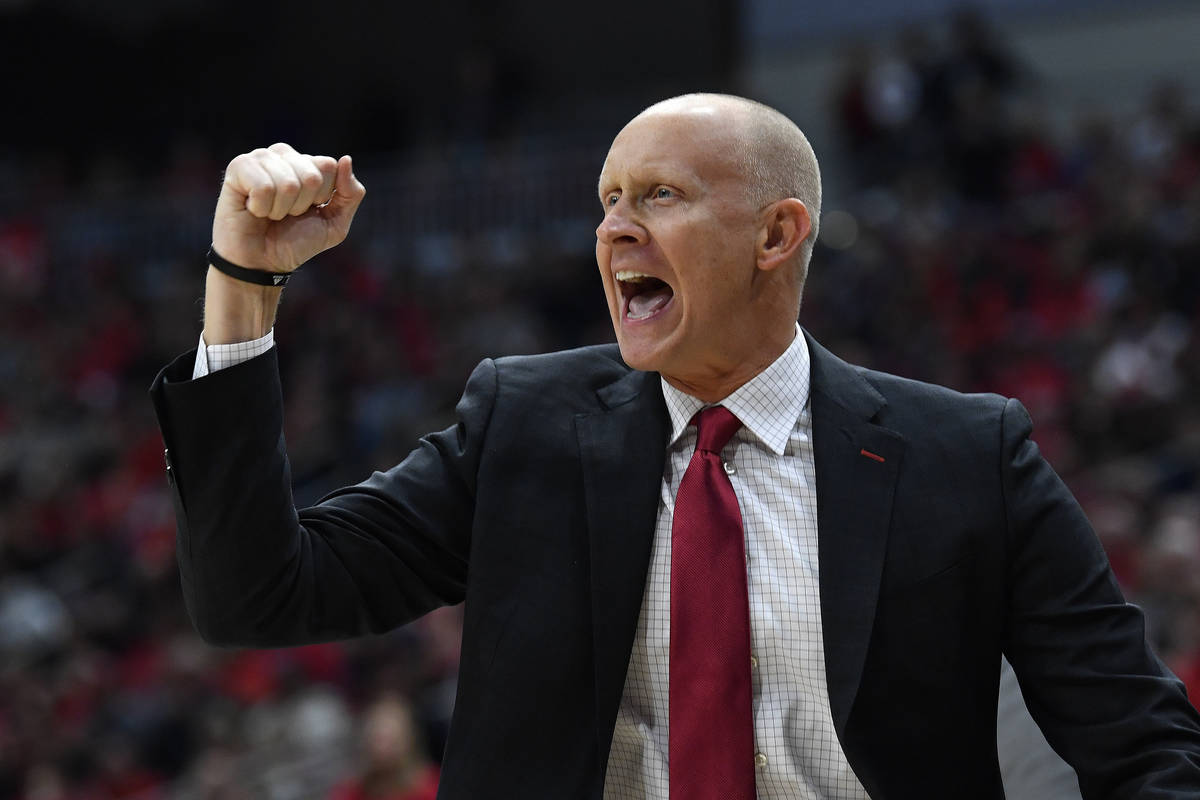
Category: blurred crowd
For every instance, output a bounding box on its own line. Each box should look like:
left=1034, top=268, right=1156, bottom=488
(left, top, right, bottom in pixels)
left=1, top=8, right=1199, bottom=798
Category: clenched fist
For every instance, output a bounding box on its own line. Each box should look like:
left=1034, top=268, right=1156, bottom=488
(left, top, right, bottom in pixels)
left=212, top=143, right=366, bottom=274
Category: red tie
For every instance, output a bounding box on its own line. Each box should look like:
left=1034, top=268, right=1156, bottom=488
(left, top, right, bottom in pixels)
left=670, top=406, right=755, bottom=799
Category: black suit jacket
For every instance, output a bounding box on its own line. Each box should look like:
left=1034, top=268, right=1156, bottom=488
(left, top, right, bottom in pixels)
left=150, top=331, right=1200, bottom=798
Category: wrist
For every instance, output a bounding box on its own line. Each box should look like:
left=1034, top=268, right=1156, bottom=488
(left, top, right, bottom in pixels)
left=202, top=265, right=283, bottom=344
left=207, top=245, right=293, bottom=287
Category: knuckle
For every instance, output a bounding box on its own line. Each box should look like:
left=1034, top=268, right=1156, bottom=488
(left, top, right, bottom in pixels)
left=268, top=142, right=293, bottom=154
left=278, top=179, right=301, bottom=195
left=224, top=153, right=254, bottom=180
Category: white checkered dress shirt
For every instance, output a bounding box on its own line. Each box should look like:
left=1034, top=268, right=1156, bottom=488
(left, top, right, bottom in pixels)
left=194, top=327, right=869, bottom=798
left=191, top=330, right=275, bottom=378
left=603, top=326, right=870, bottom=799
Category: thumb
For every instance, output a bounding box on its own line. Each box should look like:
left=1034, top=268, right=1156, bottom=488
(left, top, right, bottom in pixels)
left=321, top=155, right=366, bottom=240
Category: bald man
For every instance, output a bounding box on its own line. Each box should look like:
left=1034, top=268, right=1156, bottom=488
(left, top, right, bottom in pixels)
left=151, top=94, right=1200, bottom=798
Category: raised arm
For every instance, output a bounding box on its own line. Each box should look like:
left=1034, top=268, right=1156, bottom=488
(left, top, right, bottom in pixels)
left=152, top=143, right=487, bottom=648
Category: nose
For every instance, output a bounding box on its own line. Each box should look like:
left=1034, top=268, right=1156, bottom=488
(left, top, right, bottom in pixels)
left=595, top=199, right=646, bottom=247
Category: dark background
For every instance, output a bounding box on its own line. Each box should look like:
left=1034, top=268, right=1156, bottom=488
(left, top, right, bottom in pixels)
left=2, top=0, right=736, bottom=172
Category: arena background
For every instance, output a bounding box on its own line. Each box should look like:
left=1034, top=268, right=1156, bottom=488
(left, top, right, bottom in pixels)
left=2, top=0, right=1199, bottom=796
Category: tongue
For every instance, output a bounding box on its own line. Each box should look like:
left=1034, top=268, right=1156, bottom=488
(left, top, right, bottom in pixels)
left=628, top=285, right=673, bottom=318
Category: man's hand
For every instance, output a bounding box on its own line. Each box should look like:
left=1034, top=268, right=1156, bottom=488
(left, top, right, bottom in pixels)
left=202, top=144, right=365, bottom=345
left=212, top=143, right=366, bottom=273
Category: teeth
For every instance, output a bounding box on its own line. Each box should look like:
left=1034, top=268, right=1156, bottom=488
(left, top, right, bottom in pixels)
left=615, top=270, right=654, bottom=282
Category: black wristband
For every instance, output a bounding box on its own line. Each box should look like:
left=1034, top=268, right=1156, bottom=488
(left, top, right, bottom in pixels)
left=207, top=246, right=291, bottom=287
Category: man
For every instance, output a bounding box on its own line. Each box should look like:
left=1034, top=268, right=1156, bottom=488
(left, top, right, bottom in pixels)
left=151, top=94, right=1200, bottom=798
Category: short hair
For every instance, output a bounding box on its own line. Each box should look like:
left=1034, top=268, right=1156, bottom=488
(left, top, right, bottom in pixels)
left=640, top=93, right=823, bottom=282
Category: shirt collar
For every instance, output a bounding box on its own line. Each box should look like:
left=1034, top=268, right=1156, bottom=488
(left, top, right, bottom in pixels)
left=660, top=324, right=811, bottom=456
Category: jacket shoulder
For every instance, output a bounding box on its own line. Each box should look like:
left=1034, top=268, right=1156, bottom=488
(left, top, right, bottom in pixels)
left=807, top=330, right=1010, bottom=434
left=491, top=343, right=632, bottom=397
left=851, top=363, right=1015, bottom=449
left=861, top=366, right=1008, bottom=417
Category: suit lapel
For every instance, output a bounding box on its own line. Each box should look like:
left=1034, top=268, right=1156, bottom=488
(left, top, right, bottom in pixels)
left=575, top=367, right=668, bottom=771
left=573, top=335, right=903, bottom=757
left=807, top=332, right=905, bottom=736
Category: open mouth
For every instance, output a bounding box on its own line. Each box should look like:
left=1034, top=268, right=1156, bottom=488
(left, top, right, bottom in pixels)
left=617, top=270, right=675, bottom=321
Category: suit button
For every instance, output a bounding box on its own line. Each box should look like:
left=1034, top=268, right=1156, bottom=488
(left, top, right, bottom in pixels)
left=750, top=654, right=758, bottom=670
left=723, top=461, right=736, bottom=475
left=754, top=752, right=768, bottom=768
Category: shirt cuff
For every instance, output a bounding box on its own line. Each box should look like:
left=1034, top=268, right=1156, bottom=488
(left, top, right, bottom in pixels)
left=191, top=329, right=275, bottom=379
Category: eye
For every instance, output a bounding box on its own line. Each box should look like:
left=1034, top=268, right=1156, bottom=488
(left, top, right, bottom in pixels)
left=654, top=186, right=675, bottom=200
left=604, top=192, right=620, bottom=207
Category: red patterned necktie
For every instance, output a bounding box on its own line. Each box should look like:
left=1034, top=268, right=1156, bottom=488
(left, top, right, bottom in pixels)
left=670, top=405, right=755, bottom=799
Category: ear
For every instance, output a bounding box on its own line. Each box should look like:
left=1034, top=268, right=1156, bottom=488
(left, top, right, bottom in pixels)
left=756, top=199, right=812, bottom=273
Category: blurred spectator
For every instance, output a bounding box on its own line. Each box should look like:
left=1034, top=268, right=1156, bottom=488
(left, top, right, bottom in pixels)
left=328, top=694, right=439, bottom=800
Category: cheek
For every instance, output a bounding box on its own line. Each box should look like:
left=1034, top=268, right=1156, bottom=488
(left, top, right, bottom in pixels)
left=681, top=257, right=749, bottom=321
left=595, top=246, right=615, bottom=300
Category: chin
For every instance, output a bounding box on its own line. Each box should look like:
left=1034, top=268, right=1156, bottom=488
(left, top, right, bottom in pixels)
left=615, top=337, right=650, bottom=370
left=615, top=336, right=668, bottom=374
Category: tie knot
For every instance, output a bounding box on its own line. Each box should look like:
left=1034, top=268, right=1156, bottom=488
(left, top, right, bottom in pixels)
left=691, top=406, right=742, bottom=454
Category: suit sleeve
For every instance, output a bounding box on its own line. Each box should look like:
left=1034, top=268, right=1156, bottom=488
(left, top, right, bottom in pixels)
left=999, top=398, right=1200, bottom=798
left=150, top=346, right=496, bottom=647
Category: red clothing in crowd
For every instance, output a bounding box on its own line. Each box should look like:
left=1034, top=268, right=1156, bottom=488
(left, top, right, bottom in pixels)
left=329, top=766, right=440, bottom=800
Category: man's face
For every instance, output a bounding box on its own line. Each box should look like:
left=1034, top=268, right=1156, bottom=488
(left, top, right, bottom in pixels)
left=595, top=106, right=762, bottom=381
